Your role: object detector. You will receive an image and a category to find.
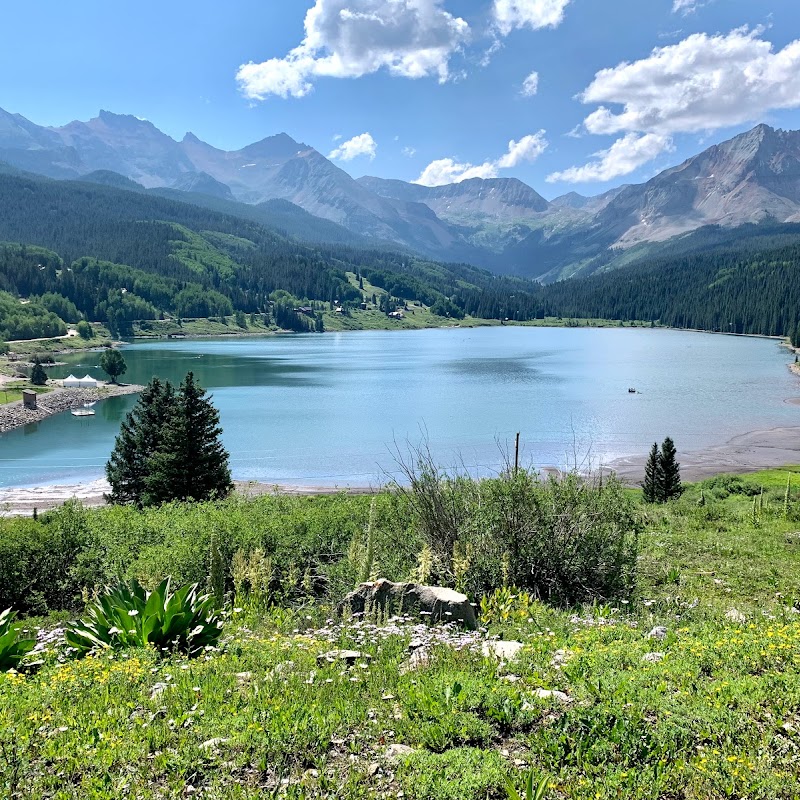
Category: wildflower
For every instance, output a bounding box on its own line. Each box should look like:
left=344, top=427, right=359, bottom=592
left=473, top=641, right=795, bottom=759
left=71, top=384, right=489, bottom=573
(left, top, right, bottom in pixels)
left=128, top=610, right=139, bottom=617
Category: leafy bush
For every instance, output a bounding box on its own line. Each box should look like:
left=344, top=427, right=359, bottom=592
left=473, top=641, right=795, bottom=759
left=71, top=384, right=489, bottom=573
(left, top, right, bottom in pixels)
left=65, top=578, right=223, bottom=657
left=0, top=608, right=36, bottom=671
left=0, top=503, right=92, bottom=614
left=701, top=474, right=761, bottom=500
left=398, top=748, right=508, bottom=800
left=396, top=452, right=640, bottom=606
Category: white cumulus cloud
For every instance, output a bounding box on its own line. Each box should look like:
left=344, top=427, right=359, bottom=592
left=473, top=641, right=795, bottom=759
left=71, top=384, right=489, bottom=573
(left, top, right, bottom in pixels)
left=237, top=0, right=469, bottom=100
left=581, top=27, right=800, bottom=136
left=521, top=70, right=539, bottom=96
left=497, top=133, right=549, bottom=167
left=416, top=131, right=548, bottom=186
left=416, top=158, right=500, bottom=185
left=552, top=27, right=800, bottom=182
left=547, top=133, right=672, bottom=183
left=329, top=132, right=377, bottom=161
left=493, top=0, right=572, bottom=35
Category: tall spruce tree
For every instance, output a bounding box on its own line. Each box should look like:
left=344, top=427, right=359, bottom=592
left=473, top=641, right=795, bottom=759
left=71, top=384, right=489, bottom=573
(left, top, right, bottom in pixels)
left=29, top=357, right=47, bottom=386
left=144, top=372, right=232, bottom=505
left=660, top=437, right=683, bottom=501
left=106, top=378, right=174, bottom=506
left=642, top=442, right=663, bottom=504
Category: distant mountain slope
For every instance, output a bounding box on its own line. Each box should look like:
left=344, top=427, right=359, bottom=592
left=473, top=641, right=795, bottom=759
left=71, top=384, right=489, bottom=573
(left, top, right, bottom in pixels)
left=597, top=125, right=800, bottom=247
left=0, top=169, right=544, bottom=330
left=357, top=176, right=550, bottom=221
left=4, top=107, right=800, bottom=281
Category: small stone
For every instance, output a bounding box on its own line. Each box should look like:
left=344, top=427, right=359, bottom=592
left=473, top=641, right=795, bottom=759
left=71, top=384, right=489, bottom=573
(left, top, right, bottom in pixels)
left=648, top=626, right=668, bottom=641
left=481, top=640, right=525, bottom=662
left=316, top=650, right=371, bottom=667
left=385, top=744, right=416, bottom=763
left=500, top=674, right=522, bottom=683
left=399, top=648, right=431, bottom=674
left=532, top=688, right=572, bottom=703
left=199, top=737, right=230, bottom=751
left=642, top=652, right=665, bottom=663
left=150, top=682, right=169, bottom=699
left=234, top=671, right=253, bottom=683
left=368, top=762, right=380, bottom=776
left=725, top=608, right=746, bottom=624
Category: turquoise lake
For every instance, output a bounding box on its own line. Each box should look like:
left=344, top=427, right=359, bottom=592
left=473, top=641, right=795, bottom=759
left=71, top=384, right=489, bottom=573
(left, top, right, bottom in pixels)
left=1, top=327, right=798, bottom=488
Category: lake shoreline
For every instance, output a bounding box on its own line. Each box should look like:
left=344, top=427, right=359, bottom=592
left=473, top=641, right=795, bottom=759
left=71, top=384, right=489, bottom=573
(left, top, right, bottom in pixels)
left=0, top=383, right=143, bottom=435
left=4, top=422, right=800, bottom=515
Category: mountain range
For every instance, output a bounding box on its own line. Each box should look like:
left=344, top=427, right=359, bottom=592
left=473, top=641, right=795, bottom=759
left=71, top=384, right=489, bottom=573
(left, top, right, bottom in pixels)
left=3, top=106, right=800, bottom=281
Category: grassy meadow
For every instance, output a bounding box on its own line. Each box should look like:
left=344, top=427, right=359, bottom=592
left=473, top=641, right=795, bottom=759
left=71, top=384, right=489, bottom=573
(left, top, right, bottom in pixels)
left=2, top=468, right=800, bottom=799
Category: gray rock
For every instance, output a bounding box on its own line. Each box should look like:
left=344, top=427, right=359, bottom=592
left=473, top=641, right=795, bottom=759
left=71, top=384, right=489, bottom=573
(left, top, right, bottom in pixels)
left=642, top=652, right=665, bottom=663
left=647, top=626, right=668, bottom=641
left=533, top=688, right=572, bottom=703
left=316, top=649, right=371, bottom=667
left=399, top=648, right=432, bottom=674
left=338, top=579, right=478, bottom=629
left=481, top=640, right=525, bottom=662
left=385, top=744, right=416, bottom=763
left=725, top=608, right=746, bottom=624
left=199, top=737, right=230, bottom=751
left=150, top=682, right=170, bottom=700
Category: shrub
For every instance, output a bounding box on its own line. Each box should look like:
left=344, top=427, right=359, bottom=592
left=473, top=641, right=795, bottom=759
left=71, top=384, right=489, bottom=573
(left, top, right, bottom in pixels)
left=396, top=449, right=640, bottom=606
left=0, top=503, right=92, bottom=614
left=65, top=578, right=223, bottom=657
left=0, top=609, right=36, bottom=671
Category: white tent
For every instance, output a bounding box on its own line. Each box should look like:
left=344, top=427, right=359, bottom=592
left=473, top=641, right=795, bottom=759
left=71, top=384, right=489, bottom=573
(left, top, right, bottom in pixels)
left=78, top=374, right=98, bottom=388
left=63, top=374, right=81, bottom=388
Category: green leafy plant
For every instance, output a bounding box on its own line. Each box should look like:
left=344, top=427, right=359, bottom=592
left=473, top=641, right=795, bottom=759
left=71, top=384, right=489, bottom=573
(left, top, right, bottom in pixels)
left=65, top=578, right=223, bottom=657
left=480, top=587, right=537, bottom=626
left=505, top=769, right=551, bottom=800
left=0, top=608, right=36, bottom=671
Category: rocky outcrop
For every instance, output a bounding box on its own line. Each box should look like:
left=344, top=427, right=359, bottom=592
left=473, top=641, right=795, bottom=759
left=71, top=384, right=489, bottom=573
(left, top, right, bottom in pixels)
left=338, top=579, right=478, bottom=630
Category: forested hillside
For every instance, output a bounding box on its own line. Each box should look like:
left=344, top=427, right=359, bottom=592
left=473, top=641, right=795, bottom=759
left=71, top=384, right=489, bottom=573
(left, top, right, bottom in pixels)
left=539, top=239, right=800, bottom=336
left=0, top=172, right=543, bottom=336
left=2, top=168, right=800, bottom=342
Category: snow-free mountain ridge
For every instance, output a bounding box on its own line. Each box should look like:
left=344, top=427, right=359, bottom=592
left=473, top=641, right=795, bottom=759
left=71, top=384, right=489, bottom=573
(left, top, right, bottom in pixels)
left=2, top=106, right=800, bottom=279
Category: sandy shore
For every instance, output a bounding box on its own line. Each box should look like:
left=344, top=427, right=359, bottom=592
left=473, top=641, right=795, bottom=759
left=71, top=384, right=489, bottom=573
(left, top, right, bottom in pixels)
left=607, top=425, right=800, bottom=484
left=0, top=479, right=376, bottom=516
left=3, top=424, right=800, bottom=516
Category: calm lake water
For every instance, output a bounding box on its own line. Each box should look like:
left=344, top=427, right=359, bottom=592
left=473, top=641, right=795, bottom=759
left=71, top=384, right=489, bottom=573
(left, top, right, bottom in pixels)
left=1, top=327, right=798, bottom=488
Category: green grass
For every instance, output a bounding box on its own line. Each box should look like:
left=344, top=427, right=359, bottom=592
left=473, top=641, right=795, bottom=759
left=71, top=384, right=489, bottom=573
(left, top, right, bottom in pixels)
left=0, top=382, right=52, bottom=405
left=3, top=472, right=800, bottom=798
left=133, top=316, right=275, bottom=338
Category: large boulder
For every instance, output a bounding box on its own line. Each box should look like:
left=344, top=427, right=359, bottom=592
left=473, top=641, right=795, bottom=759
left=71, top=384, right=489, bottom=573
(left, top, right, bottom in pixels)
left=338, top=579, right=478, bottom=630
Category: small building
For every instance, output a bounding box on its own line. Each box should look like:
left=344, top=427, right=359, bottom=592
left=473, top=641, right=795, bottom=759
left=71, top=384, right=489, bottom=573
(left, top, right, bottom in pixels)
left=295, top=306, right=314, bottom=316
left=77, top=375, right=99, bottom=388
left=63, top=374, right=81, bottom=388
left=22, top=390, right=37, bottom=410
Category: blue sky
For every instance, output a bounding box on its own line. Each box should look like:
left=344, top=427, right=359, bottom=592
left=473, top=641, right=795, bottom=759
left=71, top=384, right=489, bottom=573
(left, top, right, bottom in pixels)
left=1, top=0, right=800, bottom=197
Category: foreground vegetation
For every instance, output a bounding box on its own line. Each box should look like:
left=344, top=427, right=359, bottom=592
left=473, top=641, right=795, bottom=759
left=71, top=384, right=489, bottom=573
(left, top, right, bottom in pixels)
left=2, top=468, right=800, bottom=798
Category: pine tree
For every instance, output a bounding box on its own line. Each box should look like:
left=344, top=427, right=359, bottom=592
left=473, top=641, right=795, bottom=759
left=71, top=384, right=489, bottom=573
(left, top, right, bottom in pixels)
left=105, top=378, right=174, bottom=506
left=642, top=442, right=663, bottom=503
left=29, top=357, right=47, bottom=386
left=144, top=372, right=232, bottom=505
left=660, top=437, right=683, bottom=501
